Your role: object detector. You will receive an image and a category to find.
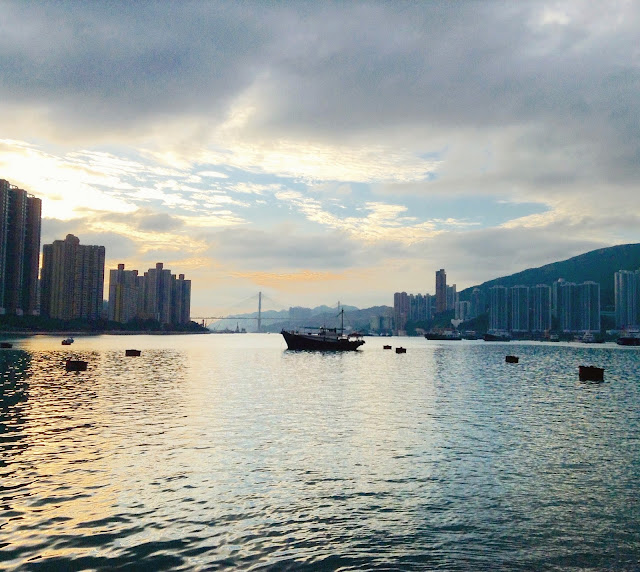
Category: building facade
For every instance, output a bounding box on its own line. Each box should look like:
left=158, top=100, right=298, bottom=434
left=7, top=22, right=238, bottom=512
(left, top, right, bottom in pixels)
left=557, top=280, right=600, bottom=333
left=393, top=291, right=410, bottom=334
left=455, top=300, right=471, bottom=322
left=0, top=179, right=42, bottom=315
left=510, top=285, right=530, bottom=332
left=531, top=284, right=552, bottom=332
left=435, top=269, right=447, bottom=314
left=614, top=269, right=640, bottom=330
left=489, top=285, right=509, bottom=331
left=108, top=264, right=141, bottom=323
left=107, top=262, right=191, bottom=325
left=41, top=234, right=105, bottom=320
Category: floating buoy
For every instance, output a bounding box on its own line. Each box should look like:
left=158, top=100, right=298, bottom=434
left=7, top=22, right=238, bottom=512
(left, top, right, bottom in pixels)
left=505, top=355, right=519, bottom=363
left=383, top=345, right=392, bottom=350
left=65, top=359, right=88, bottom=372
left=125, top=349, right=141, bottom=356
left=395, top=347, right=406, bottom=354
left=579, top=365, right=604, bottom=382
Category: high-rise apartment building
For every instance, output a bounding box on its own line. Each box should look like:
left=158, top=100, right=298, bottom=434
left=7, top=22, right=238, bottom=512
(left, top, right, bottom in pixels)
left=41, top=234, right=105, bottom=320
left=455, top=300, right=471, bottom=322
left=531, top=284, right=552, bottom=332
left=435, top=269, right=446, bottom=314
left=446, top=284, right=457, bottom=311
left=557, top=280, right=600, bottom=333
left=409, top=293, right=432, bottom=322
left=107, top=262, right=191, bottom=325
left=143, top=262, right=173, bottom=324
left=393, top=291, right=409, bottom=334
left=489, top=285, right=509, bottom=331
left=108, top=264, right=141, bottom=323
left=578, top=281, right=601, bottom=333
left=0, top=179, right=42, bottom=315
left=469, top=287, right=484, bottom=319
left=510, top=285, right=530, bottom=332
left=171, top=273, right=191, bottom=325
left=551, top=278, right=566, bottom=320
left=614, top=269, right=640, bottom=329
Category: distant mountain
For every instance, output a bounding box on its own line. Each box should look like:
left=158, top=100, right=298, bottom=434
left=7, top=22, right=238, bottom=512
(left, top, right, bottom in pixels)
left=260, top=305, right=391, bottom=333
left=460, top=243, right=640, bottom=308
left=209, top=303, right=367, bottom=332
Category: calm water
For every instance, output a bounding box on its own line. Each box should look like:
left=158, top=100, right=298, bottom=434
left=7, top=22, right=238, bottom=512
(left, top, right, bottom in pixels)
left=1, top=333, right=639, bottom=571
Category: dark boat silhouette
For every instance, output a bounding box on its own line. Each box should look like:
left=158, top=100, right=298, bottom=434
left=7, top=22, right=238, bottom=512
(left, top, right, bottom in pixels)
left=281, top=308, right=365, bottom=351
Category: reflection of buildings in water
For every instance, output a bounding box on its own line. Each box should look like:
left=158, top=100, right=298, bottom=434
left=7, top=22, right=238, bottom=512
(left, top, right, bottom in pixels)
left=1, top=349, right=32, bottom=407
left=0, top=350, right=32, bottom=505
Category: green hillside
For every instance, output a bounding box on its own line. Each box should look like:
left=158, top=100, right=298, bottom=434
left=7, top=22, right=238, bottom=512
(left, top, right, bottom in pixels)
left=460, top=243, right=640, bottom=308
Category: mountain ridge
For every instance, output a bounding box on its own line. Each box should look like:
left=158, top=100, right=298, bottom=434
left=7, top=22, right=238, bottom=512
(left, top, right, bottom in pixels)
left=459, top=243, right=640, bottom=308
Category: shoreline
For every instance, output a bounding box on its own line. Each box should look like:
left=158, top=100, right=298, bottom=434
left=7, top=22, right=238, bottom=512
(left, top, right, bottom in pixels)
left=0, top=330, right=211, bottom=337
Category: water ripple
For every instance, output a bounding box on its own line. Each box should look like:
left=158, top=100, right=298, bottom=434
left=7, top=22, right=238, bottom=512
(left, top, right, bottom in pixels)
left=1, top=336, right=640, bottom=570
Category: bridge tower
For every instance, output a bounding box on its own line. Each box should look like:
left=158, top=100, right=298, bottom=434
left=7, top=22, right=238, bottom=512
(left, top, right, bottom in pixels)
left=258, top=291, right=262, bottom=333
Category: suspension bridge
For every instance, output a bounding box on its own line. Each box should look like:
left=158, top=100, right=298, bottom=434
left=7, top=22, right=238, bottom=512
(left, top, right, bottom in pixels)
left=190, top=291, right=285, bottom=332
left=191, top=292, right=349, bottom=332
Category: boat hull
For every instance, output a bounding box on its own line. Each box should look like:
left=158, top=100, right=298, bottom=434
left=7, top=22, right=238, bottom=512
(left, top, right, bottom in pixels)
left=617, top=336, right=640, bottom=346
left=281, top=330, right=364, bottom=351
left=483, top=333, right=511, bottom=342
left=424, top=333, right=461, bottom=341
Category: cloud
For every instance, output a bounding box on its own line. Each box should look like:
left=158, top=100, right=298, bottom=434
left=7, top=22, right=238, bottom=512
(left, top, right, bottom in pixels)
left=206, top=226, right=357, bottom=270
left=136, top=212, right=184, bottom=232
left=2, top=2, right=640, bottom=310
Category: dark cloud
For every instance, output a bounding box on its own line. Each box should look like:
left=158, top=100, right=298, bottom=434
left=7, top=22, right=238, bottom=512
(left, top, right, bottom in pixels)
left=136, top=212, right=184, bottom=232
left=206, top=227, right=360, bottom=270
left=0, top=1, right=268, bottom=135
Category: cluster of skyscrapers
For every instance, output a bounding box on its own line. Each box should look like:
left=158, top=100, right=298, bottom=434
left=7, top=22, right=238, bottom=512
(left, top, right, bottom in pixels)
left=485, top=280, right=600, bottom=334
left=108, top=263, right=191, bottom=325
left=394, top=268, right=457, bottom=333
left=0, top=178, right=191, bottom=325
left=394, top=268, right=603, bottom=335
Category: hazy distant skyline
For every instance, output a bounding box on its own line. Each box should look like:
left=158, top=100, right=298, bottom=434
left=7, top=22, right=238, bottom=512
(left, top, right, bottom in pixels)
left=1, top=1, right=639, bottom=315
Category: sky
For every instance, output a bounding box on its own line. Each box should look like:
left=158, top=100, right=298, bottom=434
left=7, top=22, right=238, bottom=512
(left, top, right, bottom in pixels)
left=1, top=1, right=639, bottom=316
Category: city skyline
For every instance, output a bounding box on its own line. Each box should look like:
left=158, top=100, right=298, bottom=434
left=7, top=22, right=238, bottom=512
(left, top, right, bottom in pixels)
left=1, top=3, right=640, bottom=315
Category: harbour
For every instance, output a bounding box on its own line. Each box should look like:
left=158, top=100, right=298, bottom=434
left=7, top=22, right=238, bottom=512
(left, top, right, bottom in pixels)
left=2, top=334, right=640, bottom=570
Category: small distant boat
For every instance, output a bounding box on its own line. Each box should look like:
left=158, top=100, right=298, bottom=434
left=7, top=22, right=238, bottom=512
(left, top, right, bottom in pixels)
left=395, top=347, right=407, bottom=354
left=383, top=344, right=392, bottom=350
left=62, top=337, right=74, bottom=345
left=617, top=331, right=640, bottom=346
left=281, top=308, right=365, bottom=351
left=125, top=349, right=142, bottom=356
left=483, top=330, right=511, bottom=342
left=424, top=329, right=461, bottom=341
left=579, top=332, right=604, bottom=344
left=0, top=342, right=12, bottom=349
left=65, top=359, right=87, bottom=372
left=505, top=355, right=519, bottom=363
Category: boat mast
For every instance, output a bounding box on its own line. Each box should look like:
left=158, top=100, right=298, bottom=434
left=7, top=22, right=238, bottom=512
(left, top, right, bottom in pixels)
left=258, top=291, right=262, bottom=333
